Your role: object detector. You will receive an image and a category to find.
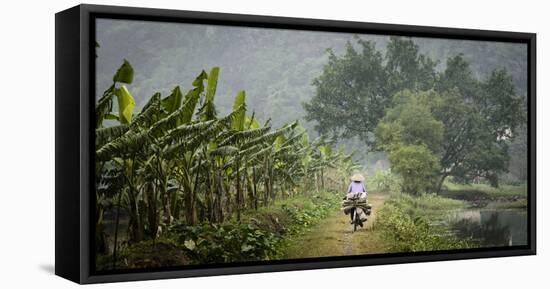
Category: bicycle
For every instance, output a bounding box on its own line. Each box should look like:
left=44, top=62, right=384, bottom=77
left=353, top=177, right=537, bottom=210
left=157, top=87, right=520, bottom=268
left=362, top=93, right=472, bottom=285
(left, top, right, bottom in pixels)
left=342, top=195, right=372, bottom=232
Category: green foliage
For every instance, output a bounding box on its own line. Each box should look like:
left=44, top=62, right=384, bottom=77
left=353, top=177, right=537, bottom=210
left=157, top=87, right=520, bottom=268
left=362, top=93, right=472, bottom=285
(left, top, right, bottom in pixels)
left=112, top=59, right=134, bottom=84
left=162, top=190, right=340, bottom=265
left=279, top=192, right=341, bottom=234
left=377, top=193, right=472, bottom=252
left=432, top=57, right=525, bottom=188
left=304, top=38, right=388, bottom=144
left=205, top=67, right=219, bottom=102
left=304, top=37, right=439, bottom=145
left=231, top=90, right=247, bottom=131
left=385, top=36, right=438, bottom=94
left=442, top=180, right=527, bottom=198
left=387, top=144, right=440, bottom=195
left=306, top=36, right=526, bottom=192
left=388, top=191, right=464, bottom=214
left=161, top=86, right=183, bottom=114
left=376, top=90, right=444, bottom=152
left=169, top=223, right=279, bottom=263
left=368, top=170, right=401, bottom=193
left=114, top=86, right=136, bottom=124
left=199, top=67, right=220, bottom=121
left=375, top=90, right=443, bottom=195
left=95, top=59, right=358, bottom=269
left=96, top=60, right=138, bottom=127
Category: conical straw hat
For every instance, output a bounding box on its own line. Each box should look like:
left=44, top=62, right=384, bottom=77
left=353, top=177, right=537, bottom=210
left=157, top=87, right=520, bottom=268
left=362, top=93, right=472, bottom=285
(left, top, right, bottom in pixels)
left=350, top=173, right=365, bottom=181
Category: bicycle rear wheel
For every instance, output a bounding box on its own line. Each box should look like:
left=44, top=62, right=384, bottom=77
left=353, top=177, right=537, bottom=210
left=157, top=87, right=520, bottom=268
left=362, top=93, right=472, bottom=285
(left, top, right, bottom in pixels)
left=353, top=211, right=359, bottom=232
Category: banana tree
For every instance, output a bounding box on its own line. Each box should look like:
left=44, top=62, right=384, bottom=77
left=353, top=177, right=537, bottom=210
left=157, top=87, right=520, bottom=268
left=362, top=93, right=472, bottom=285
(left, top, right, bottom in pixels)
left=95, top=59, right=359, bottom=268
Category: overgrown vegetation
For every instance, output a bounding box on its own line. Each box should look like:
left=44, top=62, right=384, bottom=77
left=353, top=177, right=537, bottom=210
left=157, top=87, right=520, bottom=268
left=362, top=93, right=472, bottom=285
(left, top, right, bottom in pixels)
left=376, top=192, right=474, bottom=252
left=366, top=169, right=401, bottom=193
left=96, top=190, right=341, bottom=269
left=442, top=181, right=527, bottom=198
left=95, top=59, right=359, bottom=269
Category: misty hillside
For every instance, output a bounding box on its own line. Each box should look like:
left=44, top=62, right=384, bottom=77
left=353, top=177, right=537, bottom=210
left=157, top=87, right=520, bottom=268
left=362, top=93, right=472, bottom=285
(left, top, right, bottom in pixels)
left=96, top=18, right=527, bottom=135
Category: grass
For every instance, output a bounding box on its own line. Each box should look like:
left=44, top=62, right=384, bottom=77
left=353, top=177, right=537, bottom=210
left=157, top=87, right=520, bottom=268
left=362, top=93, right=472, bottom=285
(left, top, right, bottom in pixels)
left=376, top=192, right=475, bottom=252
left=495, top=199, right=528, bottom=209
left=240, top=190, right=342, bottom=235
left=442, top=181, right=527, bottom=199
left=281, top=210, right=347, bottom=258
left=385, top=192, right=465, bottom=219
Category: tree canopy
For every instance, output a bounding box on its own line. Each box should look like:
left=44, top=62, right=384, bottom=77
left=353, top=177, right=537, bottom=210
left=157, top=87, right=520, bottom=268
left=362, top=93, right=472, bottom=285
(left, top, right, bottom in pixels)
left=305, top=36, right=526, bottom=193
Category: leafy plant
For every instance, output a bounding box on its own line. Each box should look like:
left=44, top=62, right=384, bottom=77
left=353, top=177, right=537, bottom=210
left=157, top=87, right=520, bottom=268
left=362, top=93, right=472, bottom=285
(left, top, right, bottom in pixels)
left=377, top=195, right=472, bottom=252
left=95, top=60, right=358, bottom=269
left=168, top=223, right=279, bottom=263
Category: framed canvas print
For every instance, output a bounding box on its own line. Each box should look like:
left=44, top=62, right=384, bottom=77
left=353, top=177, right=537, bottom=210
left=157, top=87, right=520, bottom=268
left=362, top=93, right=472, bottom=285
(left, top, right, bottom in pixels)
left=55, top=4, right=536, bottom=284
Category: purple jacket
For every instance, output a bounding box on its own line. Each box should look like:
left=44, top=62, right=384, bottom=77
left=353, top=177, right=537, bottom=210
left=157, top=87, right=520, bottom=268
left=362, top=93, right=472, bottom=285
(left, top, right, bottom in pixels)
left=347, top=181, right=367, bottom=193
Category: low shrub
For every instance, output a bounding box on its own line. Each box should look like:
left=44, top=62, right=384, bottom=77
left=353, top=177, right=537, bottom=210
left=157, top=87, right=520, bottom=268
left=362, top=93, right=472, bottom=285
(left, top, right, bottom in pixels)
left=168, top=222, right=280, bottom=264
left=368, top=170, right=402, bottom=193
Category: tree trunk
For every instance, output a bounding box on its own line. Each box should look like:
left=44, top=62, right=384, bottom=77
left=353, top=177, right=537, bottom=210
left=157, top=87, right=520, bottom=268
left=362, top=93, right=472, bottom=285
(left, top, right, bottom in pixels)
left=190, top=164, right=200, bottom=225
left=314, top=172, right=319, bottom=193
left=269, top=160, right=275, bottom=201
left=436, top=173, right=449, bottom=195
left=252, top=167, right=258, bottom=210
left=216, top=169, right=225, bottom=223
left=162, top=176, right=171, bottom=228
left=235, top=158, right=241, bottom=222
left=206, top=163, right=214, bottom=222
left=321, top=168, right=325, bottom=191
left=263, top=159, right=269, bottom=206
left=123, top=168, right=142, bottom=242
left=245, top=169, right=254, bottom=209
left=95, top=209, right=107, bottom=255
left=146, top=183, right=158, bottom=240
left=111, top=188, right=123, bottom=269
left=224, top=174, right=232, bottom=218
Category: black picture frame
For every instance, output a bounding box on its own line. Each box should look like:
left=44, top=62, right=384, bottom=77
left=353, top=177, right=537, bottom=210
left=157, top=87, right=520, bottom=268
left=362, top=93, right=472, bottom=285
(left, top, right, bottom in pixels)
left=55, top=4, right=536, bottom=284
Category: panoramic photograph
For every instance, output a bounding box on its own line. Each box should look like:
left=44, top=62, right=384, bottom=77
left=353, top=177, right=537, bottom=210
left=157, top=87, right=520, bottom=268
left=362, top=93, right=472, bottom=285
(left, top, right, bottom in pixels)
left=94, top=18, right=528, bottom=271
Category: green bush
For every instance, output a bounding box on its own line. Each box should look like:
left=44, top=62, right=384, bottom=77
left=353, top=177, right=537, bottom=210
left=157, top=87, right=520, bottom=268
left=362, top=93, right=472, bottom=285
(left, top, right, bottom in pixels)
left=387, top=144, right=440, bottom=195
left=280, top=192, right=340, bottom=234
left=168, top=223, right=279, bottom=264
left=369, top=170, right=402, bottom=193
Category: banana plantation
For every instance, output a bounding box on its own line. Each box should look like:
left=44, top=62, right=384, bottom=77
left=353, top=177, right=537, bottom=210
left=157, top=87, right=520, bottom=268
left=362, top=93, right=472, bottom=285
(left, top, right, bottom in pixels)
left=95, top=60, right=359, bottom=268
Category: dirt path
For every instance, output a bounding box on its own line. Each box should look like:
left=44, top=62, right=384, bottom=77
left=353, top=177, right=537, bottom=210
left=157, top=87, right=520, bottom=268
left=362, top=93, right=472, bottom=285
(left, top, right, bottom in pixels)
left=283, top=193, right=389, bottom=259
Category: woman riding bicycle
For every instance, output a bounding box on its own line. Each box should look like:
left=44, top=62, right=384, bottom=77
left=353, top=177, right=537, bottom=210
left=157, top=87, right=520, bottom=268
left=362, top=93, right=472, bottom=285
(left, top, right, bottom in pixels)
left=345, top=173, right=368, bottom=224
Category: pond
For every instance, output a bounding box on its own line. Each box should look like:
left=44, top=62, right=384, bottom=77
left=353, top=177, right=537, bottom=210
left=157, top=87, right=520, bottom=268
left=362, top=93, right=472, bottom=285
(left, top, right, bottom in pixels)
left=446, top=204, right=528, bottom=247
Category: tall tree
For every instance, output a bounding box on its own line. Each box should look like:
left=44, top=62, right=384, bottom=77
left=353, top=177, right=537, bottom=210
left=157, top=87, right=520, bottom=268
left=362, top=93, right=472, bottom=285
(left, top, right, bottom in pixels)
left=432, top=56, right=525, bottom=189
left=375, top=90, right=444, bottom=195
left=385, top=36, right=438, bottom=95
left=304, top=36, right=438, bottom=146
left=304, top=38, right=389, bottom=145
left=376, top=57, right=525, bottom=193
left=307, top=36, right=526, bottom=193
